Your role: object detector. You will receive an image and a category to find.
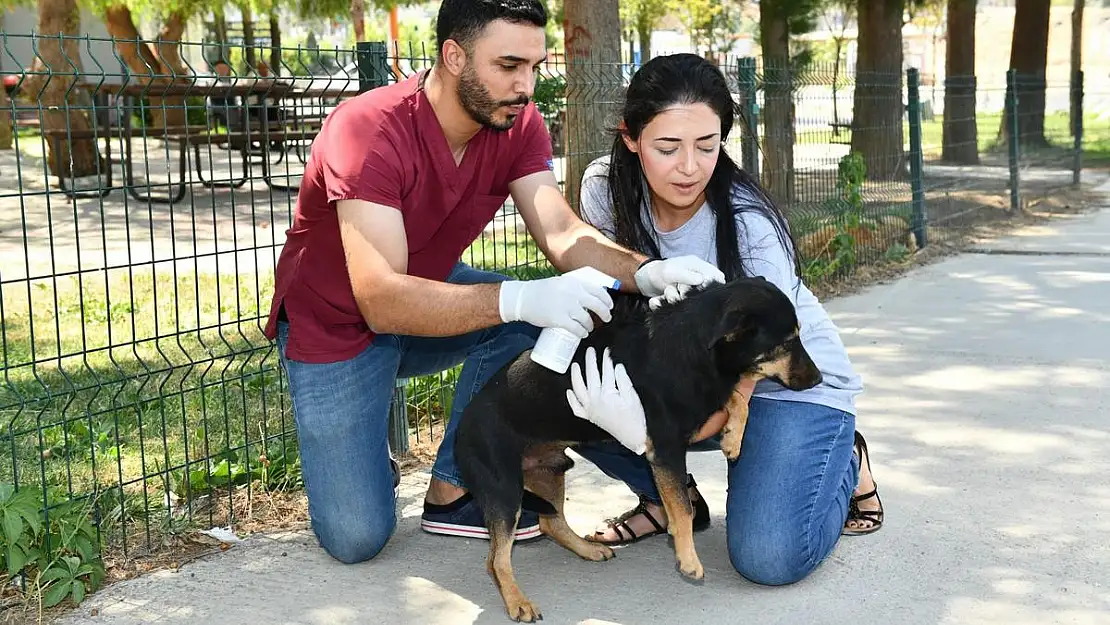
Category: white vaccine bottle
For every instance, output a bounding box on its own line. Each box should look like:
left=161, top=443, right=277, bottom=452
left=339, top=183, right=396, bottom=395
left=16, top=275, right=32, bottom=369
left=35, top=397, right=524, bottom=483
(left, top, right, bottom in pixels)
left=530, top=266, right=621, bottom=374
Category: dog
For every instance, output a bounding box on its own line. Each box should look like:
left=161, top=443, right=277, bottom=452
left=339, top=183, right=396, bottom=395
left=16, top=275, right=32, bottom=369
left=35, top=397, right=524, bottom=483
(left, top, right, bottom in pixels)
left=454, top=275, right=823, bottom=622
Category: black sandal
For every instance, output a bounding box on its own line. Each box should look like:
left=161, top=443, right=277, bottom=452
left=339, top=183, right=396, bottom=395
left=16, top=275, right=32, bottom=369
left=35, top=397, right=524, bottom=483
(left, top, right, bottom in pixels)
left=585, top=475, right=710, bottom=546
left=843, top=431, right=884, bottom=536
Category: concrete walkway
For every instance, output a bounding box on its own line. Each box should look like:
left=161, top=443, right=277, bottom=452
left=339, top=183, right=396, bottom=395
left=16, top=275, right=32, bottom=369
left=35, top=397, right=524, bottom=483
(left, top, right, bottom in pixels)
left=55, top=184, right=1110, bottom=625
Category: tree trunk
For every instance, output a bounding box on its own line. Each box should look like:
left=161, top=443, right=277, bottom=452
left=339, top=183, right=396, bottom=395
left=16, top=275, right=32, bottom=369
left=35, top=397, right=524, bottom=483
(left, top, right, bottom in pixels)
left=759, top=2, right=795, bottom=207
left=242, top=4, right=256, bottom=70
left=637, top=17, right=652, bottom=62
left=154, top=12, right=188, bottom=128
left=0, top=13, right=11, bottom=150
left=851, top=0, right=905, bottom=181
left=214, top=11, right=228, bottom=52
left=155, top=13, right=188, bottom=75
left=270, top=11, right=282, bottom=76
left=942, top=0, right=978, bottom=164
left=0, top=84, right=12, bottom=150
left=1070, top=0, right=1084, bottom=136
left=351, top=0, right=366, bottom=42
left=831, top=36, right=843, bottom=129
left=104, top=6, right=162, bottom=75
left=30, top=0, right=100, bottom=178
left=103, top=5, right=172, bottom=129
left=563, top=0, right=623, bottom=213
left=1000, top=0, right=1050, bottom=148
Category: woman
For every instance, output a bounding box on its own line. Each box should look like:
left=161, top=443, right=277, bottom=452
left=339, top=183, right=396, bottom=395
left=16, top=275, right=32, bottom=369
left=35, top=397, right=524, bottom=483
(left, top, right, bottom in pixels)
left=566, top=53, right=883, bottom=586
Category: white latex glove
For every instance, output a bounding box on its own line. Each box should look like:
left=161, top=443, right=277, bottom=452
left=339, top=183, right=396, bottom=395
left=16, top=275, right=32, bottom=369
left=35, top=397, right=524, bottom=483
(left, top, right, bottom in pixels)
left=634, top=256, right=726, bottom=304
left=566, top=346, right=648, bottom=455
left=499, top=274, right=614, bottom=339
left=648, top=283, right=691, bottom=310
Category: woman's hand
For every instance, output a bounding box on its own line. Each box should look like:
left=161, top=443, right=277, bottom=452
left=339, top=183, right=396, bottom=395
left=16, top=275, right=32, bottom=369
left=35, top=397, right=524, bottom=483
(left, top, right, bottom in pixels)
left=692, top=378, right=756, bottom=442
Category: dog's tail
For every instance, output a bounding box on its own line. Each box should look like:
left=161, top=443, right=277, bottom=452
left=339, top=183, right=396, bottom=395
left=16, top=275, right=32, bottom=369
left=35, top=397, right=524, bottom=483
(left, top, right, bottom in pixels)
left=521, top=490, right=557, bottom=516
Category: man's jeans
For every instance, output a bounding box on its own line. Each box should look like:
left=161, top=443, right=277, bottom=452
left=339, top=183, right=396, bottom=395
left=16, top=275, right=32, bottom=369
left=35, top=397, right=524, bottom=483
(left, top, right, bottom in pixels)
left=576, top=397, right=859, bottom=586
left=275, top=262, right=540, bottom=563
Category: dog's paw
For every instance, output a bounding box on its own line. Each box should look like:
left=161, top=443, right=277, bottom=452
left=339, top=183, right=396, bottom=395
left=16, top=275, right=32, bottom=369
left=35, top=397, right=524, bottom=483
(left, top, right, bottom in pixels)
left=506, top=598, right=543, bottom=622
left=677, top=557, right=705, bottom=582
left=720, top=426, right=742, bottom=461
left=579, top=542, right=615, bottom=562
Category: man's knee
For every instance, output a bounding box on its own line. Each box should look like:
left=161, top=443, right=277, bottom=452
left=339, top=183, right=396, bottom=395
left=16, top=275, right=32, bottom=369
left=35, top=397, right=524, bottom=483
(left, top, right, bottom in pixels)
left=314, top=504, right=397, bottom=564
left=727, top=526, right=819, bottom=586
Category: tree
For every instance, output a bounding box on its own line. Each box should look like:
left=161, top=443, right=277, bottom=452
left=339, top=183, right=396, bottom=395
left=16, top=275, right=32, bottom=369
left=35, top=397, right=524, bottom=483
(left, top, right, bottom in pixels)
left=563, top=0, right=623, bottom=212
left=1070, top=0, right=1084, bottom=136
left=851, top=0, right=905, bottom=181
left=942, top=0, right=978, bottom=164
left=0, top=5, right=23, bottom=150
left=25, top=0, right=101, bottom=177
left=619, top=0, right=668, bottom=62
left=669, top=0, right=744, bottom=61
left=93, top=0, right=215, bottom=129
left=758, top=0, right=821, bottom=206
left=819, top=0, right=854, bottom=135
left=1000, top=0, right=1050, bottom=148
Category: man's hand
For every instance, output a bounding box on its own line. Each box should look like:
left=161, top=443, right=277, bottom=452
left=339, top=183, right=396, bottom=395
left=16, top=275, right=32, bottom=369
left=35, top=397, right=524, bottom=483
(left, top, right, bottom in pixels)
left=566, top=346, right=648, bottom=455
left=499, top=274, right=614, bottom=339
left=634, top=256, right=726, bottom=307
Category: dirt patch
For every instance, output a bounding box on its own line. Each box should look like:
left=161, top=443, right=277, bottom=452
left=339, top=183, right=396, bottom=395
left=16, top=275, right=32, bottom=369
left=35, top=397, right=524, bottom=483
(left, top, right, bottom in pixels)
left=807, top=180, right=1105, bottom=301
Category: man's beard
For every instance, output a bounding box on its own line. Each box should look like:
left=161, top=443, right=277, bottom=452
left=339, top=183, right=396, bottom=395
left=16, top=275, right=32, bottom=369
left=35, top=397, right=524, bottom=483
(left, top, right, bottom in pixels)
left=457, top=65, right=529, bottom=131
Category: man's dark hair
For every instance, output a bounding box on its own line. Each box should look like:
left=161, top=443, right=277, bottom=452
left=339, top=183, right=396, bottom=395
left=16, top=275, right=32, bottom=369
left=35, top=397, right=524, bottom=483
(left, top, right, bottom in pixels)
left=435, top=0, right=548, bottom=57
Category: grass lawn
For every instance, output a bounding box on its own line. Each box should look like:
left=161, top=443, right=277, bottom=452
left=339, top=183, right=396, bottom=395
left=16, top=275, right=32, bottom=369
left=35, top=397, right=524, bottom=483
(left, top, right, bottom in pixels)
left=794, top=110, right=1109, bottom=167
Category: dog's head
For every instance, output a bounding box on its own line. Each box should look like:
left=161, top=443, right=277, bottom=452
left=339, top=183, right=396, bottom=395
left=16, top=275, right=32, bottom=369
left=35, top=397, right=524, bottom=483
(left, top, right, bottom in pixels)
left=668, top=276, right=823, bottom=391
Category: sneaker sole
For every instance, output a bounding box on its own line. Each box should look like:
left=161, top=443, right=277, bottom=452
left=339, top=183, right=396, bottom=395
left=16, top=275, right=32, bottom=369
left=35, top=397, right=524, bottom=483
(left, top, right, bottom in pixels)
left=421, top=519, right=543, bottom=541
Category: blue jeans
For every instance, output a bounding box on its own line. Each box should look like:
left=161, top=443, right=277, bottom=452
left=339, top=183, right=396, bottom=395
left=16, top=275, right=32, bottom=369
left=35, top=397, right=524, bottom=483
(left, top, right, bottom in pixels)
left=275, top=262, right=540, bottom=563
left=575, top=397, right=858, bottom=586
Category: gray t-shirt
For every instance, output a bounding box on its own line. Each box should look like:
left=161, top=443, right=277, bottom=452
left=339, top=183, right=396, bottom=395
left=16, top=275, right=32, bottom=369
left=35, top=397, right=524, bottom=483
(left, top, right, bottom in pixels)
left=579, top=156, right=862, bottom=416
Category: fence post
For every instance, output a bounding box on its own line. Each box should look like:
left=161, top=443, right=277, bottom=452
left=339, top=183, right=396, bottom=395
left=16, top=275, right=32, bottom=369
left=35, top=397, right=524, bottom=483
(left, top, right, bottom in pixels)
left=1005, top=68, right=1021, bottom=212
left=738, top=56, right=760, bottom=180
left=356, top=41, right=389, bottom=93
left=1072, top=69, right=1084, bottom=186
left=389, top=381, right=410, bottom=456
left=906, top=68, right=928, bottom=249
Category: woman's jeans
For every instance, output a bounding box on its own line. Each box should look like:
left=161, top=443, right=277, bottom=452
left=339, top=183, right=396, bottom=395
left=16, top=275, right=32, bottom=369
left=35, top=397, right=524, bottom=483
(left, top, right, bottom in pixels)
left=576, top=396, right=859, bottom=586
left=275, top=262, right=539, bottom=564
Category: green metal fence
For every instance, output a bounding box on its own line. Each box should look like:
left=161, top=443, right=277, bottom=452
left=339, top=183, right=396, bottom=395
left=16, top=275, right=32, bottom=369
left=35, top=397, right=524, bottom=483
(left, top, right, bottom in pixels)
left=0, top=33, right=1105, bottom=600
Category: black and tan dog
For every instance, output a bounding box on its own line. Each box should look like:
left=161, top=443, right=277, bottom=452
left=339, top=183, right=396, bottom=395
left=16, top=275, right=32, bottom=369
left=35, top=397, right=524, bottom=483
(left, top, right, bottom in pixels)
left=454, top=275, right=823, bottom=622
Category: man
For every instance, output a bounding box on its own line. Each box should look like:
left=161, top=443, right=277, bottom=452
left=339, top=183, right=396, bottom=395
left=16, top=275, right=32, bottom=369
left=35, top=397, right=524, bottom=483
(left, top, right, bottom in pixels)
left=264, top=0, right=723, bottom=565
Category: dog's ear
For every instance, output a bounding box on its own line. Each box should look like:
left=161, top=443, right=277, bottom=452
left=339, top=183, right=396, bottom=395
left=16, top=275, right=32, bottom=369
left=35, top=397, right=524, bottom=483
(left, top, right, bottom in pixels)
left=707, top=305, right=756, bottom=348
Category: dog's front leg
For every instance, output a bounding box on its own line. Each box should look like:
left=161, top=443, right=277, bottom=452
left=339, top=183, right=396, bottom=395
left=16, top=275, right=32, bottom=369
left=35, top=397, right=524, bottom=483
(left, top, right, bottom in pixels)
left=650, top=456, right=704, bottom=582
left=720, top=382, right=752, bottom=461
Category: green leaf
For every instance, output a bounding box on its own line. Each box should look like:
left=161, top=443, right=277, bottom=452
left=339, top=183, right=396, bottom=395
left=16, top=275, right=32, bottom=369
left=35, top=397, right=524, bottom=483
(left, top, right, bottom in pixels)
left=0, top=484, right=14, bottom=501
left=72, top=578, right=85, bottom=604
left=75, top=536, right=95, bottom=562
left=7, top=543, right=28, bottom=576
left=3, top=509, right=24, bottom=544
left=15, top=505, right=42, bottom=537
left=40, top=565, right=71, bottom=584
left=43, top=579, right=73, bottom=608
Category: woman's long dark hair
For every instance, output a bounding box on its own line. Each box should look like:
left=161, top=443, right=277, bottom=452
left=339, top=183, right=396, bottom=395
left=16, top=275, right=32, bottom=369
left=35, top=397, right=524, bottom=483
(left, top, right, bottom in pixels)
left=606, top=53, right=801, bottom=282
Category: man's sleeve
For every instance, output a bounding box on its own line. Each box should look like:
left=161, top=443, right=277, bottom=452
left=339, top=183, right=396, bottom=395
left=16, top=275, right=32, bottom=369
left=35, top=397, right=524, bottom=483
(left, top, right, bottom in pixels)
left=507, top=105, right=556, bottom=183
left=321, top=111, right=405, bottom=210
